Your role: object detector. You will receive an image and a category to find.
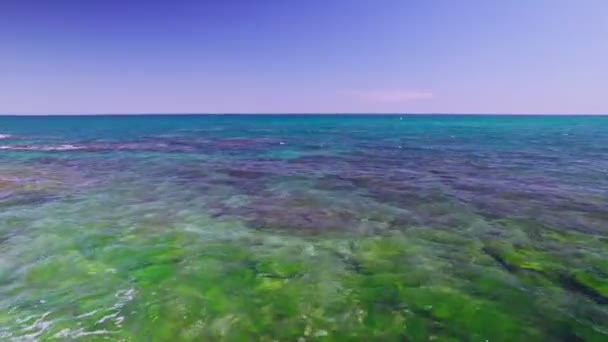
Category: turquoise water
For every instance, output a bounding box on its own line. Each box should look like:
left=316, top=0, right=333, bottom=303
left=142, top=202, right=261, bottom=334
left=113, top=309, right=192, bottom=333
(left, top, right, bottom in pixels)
left=1, top=115, right=607, bottom=341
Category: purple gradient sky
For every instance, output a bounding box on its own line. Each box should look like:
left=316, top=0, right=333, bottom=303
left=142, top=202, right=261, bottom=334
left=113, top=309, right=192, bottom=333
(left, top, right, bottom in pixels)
left=1, top=0, right=607, bottom=114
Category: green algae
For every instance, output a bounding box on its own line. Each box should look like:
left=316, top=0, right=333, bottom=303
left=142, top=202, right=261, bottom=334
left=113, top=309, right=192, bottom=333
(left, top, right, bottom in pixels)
left=482, top=242, right=552, bottom=273
left=2, top=212, right=608, bottom=341
left=569, top=270, right=608, bottom=303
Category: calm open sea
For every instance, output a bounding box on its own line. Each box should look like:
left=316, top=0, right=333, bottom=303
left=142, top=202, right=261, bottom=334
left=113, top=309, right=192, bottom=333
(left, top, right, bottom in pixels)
left=1, top=115, right=607, bottom=341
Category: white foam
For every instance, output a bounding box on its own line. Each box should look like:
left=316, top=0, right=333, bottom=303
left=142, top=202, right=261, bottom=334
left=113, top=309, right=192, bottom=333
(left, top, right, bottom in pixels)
left=54, top=328, right=116, bottom=339
left=40, top=144, right=85, bottom=151
left=0, top=144, right=85, bottom=151
left=20, top=311, right=53, bottom=340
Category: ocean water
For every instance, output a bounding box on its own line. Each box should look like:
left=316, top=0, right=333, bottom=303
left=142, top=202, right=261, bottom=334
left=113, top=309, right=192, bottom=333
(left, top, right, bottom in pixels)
left=0, top=114, right=607, bottom=341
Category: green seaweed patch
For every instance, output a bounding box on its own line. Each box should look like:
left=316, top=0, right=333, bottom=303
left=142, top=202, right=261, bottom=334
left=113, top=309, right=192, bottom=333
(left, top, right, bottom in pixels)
left=482, top=242, right=559, bottom=273
left=132, top=264, right=177, bottom=284
left=564, top=270, right=608, bottom=305
left=401, top=286, right=539, bottom=341
left=482, top=240, right=608, bottom=306
left=24, top=251, right=119, bottom=288
left=349, top=232, right=418, bottom=274
left=254, top=256, right=308, bottom=279
left=94, top=233, right=188, bottom=275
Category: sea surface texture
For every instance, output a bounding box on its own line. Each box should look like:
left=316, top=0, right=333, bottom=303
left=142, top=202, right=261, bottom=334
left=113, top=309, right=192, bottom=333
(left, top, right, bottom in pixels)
left=1, top=115, right=607, bottom=341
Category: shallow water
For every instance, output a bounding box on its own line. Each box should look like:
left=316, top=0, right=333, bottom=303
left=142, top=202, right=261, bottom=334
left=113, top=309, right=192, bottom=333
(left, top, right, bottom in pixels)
left=1, top=115, right=607, bottom=341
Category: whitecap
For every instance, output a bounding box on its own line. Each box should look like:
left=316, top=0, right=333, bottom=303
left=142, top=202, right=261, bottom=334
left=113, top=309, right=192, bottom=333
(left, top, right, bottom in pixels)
left=40, top=144, right=85, bottom=151
left=0, top=144, right=86, bottom=151
left=54, top=328, right=116, bottom=339
left=1, top=141, right=195, bottom=152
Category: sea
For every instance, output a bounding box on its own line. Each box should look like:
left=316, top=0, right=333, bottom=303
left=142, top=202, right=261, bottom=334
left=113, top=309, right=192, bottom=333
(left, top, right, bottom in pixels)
left=0, top=114, right=607, bottom=341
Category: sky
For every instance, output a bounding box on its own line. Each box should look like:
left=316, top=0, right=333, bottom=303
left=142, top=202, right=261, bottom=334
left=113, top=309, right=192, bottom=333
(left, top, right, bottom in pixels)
left=0, top=0, right=607, bottom=114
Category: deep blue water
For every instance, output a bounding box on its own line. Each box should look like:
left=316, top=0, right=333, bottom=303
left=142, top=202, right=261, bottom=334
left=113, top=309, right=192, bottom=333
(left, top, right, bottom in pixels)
left=1, top=115, right=607, bottom=340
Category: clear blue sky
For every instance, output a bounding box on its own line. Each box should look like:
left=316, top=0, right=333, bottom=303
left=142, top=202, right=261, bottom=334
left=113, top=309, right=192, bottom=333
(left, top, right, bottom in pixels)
left=1, top=0, right=606, bottom=114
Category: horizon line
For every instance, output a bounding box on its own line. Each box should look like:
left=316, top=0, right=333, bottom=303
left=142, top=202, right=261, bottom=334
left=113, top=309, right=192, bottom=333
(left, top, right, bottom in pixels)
left=1, top=113, right=607, bottom=116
